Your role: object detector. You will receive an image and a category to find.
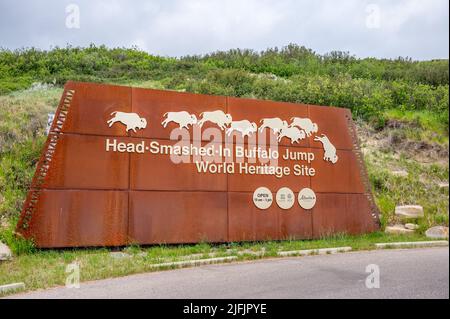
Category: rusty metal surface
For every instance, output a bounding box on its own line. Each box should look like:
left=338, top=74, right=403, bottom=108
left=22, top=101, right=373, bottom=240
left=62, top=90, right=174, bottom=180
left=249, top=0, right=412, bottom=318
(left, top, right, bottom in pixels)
left=26, top=190, right=128, bottom=248
left=129, top=191, right=228, bottom=244
left=38, top=134, right=130, bottom=190
left=227, top=97, right=311, bottom=148
left=310, top=149, right=365, bottom=193
left=227, top=145, right=311, bottom=192
left=59, top=82, right=132, bottom=137
left=311, top=193, right=377, bottom=238
left=228, top=192, right=280, bottom=241
left=130, top=139, right=227, bottom=192
left=228, top=191, right=314, bottom=242
left=17, top=81, right=380, bottom=248
left=308, top=105, right=354, bottom=150
left=131, top=87, right=227, bottom=141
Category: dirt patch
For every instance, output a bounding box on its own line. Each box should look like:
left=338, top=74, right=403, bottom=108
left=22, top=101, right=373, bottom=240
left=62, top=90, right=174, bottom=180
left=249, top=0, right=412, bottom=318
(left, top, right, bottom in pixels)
left=385, top=119, right=421, bottom=130
left=356, top=121, right=449, bottom=164
left=387, top=134, right=449, bottom=162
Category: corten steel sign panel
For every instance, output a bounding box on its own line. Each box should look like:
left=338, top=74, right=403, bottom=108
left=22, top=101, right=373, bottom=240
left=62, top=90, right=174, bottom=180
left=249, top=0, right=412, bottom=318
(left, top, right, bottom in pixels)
left=17, top=81, right=380, bottom=248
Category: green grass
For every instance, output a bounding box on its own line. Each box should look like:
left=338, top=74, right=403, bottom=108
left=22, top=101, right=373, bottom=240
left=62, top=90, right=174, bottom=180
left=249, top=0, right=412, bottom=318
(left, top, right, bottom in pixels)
left=366, top=150, right=448, bottom=230
left=0, top=232, right=440, bottom=296
left=384, top=109, right=449, bottom=145
left=0, top=88, right=62, bottom=152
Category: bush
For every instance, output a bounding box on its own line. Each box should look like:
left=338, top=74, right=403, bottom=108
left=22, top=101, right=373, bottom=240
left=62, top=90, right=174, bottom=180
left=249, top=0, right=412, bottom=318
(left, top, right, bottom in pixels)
left=186, top=69, right=256, bottom=97
left=0, top=77, right=34, bottom=95
left=0, top=137, right=45, bottom=220
left=1, top=45, right=448, bottom=125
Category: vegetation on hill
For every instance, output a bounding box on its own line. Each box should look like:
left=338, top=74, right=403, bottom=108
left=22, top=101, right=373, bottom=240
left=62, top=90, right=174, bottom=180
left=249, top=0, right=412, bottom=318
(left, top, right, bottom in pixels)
left=0, top=44, right=448, bottom=123
left=0, top=44, right=448, bottom=254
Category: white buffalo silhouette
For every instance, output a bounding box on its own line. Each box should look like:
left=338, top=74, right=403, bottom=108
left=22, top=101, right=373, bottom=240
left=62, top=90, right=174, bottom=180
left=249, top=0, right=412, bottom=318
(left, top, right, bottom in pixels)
left=197, top=110, right=232, bottom=130
left=226, top=120, right=258, bottom=137
left=314, top=134, right=338, bottom=164
left=289, top=117, right=319, bottom=137
left=259, top=118, right=289, bottom=134
left=162, top=111, right=197, bottom=129
left=107, top=111, right=147, bottom=133
left=277, top=127, right=306, bottom=144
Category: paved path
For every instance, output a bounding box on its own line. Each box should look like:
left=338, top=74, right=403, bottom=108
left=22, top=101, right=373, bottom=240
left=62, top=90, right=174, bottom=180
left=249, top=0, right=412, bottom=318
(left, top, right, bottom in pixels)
left=8, top=247, right=449, bottom=299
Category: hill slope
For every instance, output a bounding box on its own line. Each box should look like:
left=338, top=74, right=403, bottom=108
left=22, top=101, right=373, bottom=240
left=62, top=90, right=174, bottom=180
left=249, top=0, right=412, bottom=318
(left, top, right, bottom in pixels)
left=0, top=45, right=448, bottom=252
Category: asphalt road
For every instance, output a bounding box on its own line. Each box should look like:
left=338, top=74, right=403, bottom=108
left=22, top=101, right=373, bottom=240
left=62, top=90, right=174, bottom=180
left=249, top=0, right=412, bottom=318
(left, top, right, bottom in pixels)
left=7, top=247, right=449, bottom=299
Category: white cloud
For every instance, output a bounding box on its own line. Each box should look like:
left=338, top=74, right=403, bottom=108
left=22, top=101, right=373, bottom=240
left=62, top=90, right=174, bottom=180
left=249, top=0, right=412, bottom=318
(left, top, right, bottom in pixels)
left=136, top=0, right=288, bottom=55
left=0, top=0, right=448, bottom=60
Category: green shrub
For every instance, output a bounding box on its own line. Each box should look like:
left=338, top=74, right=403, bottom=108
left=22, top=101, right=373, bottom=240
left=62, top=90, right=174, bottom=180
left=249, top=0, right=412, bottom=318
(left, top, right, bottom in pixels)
left=0, top=137, right=45, bottom=220
left=0, top=77, right=34, bottom=95
left=0, top=217, right=35, bottom=255
left=1, top=44, right=448, bottom=125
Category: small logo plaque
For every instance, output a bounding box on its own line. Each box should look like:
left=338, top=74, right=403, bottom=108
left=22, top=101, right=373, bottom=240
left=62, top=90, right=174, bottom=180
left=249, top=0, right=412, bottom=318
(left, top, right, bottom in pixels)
left=253, top=187, right=273, bottom=210
left=276, top=187, right=295, bottom=210
left=298, top=188, right=317, bottom=210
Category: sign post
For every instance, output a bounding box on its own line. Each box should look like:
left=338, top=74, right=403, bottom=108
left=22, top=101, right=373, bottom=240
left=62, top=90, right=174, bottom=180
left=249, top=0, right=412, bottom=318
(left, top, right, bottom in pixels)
left=17, top=81, right=380, bottom=248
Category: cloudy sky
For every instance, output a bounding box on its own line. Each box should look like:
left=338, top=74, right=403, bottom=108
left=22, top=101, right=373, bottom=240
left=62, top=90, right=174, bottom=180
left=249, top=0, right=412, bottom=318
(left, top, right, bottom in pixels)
left=0, top=0, right=448, bottom=60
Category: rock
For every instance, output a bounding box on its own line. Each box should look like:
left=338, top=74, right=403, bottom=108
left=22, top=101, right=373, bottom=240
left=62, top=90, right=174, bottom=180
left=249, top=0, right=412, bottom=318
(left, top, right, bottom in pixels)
left=385, top=225, right=415, bottom=235
left=395, top=205, right=424, bottom=219
left=0, top=282, right=25, bottom=294
left=405, top=223, right=420, bottom=230
left=392, top=170, right=408, bottom=177
left=0, top=241, right=12, bottom=261
left=0, top=215, right=10, bottom=229
left=425, top=226, right=449, bottom=239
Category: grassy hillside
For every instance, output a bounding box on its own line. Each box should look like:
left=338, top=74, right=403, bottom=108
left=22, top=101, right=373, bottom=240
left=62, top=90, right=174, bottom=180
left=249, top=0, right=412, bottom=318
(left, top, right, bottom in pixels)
left=0, top=44, right=448, bottom=253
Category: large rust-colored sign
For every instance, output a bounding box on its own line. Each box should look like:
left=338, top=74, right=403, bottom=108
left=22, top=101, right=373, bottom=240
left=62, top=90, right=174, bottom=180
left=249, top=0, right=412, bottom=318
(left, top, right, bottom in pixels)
left=17, top=81, right=380, bottom=248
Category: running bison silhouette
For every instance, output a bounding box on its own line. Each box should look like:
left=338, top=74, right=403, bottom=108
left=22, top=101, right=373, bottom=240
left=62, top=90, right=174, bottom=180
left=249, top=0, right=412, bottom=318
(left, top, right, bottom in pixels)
left=107, top=111, right=147, bottom=132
